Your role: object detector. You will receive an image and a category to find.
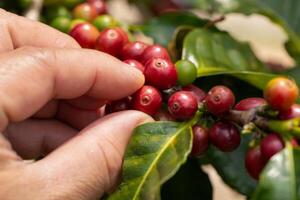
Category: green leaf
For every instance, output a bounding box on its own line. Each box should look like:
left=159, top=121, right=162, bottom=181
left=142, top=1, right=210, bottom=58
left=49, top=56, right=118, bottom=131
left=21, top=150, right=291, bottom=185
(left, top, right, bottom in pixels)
left=139, top=11, right=208, bottom=47
left=251, top=145, right=300, bottom=200
left=108, top=121, right=194, bottom=200
left=182, top=28, right=275, bottom=89
left=206, top=135, right=257, bottom=196
left=161, top=159, right=212, bottom=200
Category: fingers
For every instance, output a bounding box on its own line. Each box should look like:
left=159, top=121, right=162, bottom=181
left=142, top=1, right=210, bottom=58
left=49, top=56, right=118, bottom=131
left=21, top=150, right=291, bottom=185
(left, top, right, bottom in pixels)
left=4, top=119, right=77, bottom=160
left=0, top=47, right=144, bottom=130
left=34, top=111, right=152, bottom=199
left=67, top=96, right=107, bottom=110
left=56, top=102, right=104, bottom=130
left=33, top=100, right=58, bottom=118
left=0, top=21, right=14, bottom=53
left=0, top=9, right=79, bottom=52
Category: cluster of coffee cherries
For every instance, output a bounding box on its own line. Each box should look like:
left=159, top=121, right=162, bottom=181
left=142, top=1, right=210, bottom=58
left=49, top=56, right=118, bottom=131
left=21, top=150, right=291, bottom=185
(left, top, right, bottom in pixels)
left=189, top=76, right=299, bottom=180
left=189, top=77, right=299, bottom=181
left=66, top=2, right=203, bottom=120
left=244, top=77, right=299, bottom=180
left=47, top=0, right=108, bottom=34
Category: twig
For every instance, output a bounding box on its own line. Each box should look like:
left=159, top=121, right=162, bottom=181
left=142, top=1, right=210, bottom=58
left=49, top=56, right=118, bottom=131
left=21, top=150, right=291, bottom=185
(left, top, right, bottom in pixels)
left=223, top=108, right=300, bottom=138
left=204, top=15, right=225, bottom=28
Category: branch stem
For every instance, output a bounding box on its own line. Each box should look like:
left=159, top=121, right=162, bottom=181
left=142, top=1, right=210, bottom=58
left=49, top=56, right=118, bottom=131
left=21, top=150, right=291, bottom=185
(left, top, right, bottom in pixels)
left=222, top=108, right=300, bottom=138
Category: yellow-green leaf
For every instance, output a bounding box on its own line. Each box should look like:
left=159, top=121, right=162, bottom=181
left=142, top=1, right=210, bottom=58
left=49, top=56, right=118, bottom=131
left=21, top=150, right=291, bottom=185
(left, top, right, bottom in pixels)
left=108, top=121, right=194, bottom=200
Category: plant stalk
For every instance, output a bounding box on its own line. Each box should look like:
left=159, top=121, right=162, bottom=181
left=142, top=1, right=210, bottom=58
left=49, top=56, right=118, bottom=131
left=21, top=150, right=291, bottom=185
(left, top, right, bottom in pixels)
left=223, top=108, right=300, bottom=138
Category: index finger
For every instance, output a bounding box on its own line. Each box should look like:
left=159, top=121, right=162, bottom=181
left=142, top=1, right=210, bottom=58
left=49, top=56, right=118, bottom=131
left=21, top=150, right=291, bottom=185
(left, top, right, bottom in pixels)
left=0, top=9, right=79, bottom=52
left=0, top=47, right=144, bottom=130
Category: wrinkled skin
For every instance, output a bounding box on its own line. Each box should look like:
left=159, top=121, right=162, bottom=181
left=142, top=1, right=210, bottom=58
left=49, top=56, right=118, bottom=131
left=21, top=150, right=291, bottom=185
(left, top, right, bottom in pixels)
left=0, top=9, right=152, bottom=200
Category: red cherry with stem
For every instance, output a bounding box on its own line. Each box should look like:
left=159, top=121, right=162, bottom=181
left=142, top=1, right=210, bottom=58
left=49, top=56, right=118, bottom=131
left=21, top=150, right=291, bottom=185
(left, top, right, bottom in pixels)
left=121, top=41, right=149, bottom=61
left=141, top=45, right=171, bottom=64
left=87, top=0, right=107, bottom=15
left=132, top=85, right=162, bottom=116
left=168, top=91, right=198, bottom=120
left=279, top=104, right=300, bottom=120
left=260, top=133, right=284, bottom=161
left=69, top=23, right=100, bottom=48
left=124, top=59, right=145, bottom=73
left=235, top=98, right=267, bottom=111
left=144, top=58, right=177, bottom=90
left=209, top=121, right=240, bottom=152
left=190, top=125, right=209, bottom=157
left=182, top=84, right=206, bottom=103
left=105, top=97, right=131, bottom=114
left=264, top=77, right=299, bottom=111
left=245, top=146, right=267, bottom=180
left=205, top=86, right=235, bottom=116
left=73, top=3, right=98, bottom=22
left=95, top=28, right=127, bottom=57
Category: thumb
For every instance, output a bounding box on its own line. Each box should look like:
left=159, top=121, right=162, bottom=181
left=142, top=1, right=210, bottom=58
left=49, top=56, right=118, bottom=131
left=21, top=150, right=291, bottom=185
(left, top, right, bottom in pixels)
left=32, top=111, right=153, bottom=200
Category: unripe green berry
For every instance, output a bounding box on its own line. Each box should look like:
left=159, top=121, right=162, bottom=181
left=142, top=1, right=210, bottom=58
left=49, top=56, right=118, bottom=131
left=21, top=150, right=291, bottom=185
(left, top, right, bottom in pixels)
left=50, top=17, right=71, bottom=33
left=93, top=15, right=118, bottom=31
left=175, top=60, right=197, bottom=86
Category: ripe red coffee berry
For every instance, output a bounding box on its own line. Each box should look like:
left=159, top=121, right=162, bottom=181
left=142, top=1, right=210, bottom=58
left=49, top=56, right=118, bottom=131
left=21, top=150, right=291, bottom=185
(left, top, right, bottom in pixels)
left=132, top=85, right=162, bottom=116
left=182, top=84, right=206, bottom=103
left=121, top=41, right=149, bottom=61
left=73, top=3, right=98, bottom=22
left=70, top=23, right=100, bottom=48
left=190, top=125, right=209, bottom=157
left=124, top=59, right=145, bottom=73
left=264, top=77, right=299, bottom=111
left=141, top=45, right=171, bottom=64
left=245, top=146, right=266, bottom=180
left=279, top=104, right=300, bottom=120
left=235, top=98, right=267, bottom=111
left=209, top=121, right=240, bottom=152
left=168, top=91, right=198, bottom=120
left=205, top=86, right=235, bottom=116
left=87, top=0, right=107, bottom=15
left=260, top=133, right=284, bottom=161
left=95, top=28, right=127, bottom=57
left=144, top=58, right=178, bottom=90
left=105, top=97, right=131, bottom=114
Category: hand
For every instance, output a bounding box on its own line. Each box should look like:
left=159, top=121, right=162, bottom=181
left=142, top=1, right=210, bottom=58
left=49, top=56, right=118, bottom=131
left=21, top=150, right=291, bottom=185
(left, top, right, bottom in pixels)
left=0, top=9, right=152, bottom=200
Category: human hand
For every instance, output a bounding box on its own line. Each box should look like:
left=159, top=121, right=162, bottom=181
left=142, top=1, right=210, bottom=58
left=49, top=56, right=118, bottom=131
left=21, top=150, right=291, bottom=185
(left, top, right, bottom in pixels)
left=0, top=9, right=152, bottom=200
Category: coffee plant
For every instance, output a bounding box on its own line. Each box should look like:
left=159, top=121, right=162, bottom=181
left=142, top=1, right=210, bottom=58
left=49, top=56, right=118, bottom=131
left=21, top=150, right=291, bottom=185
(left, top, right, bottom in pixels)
left=2, top=0, right=300, bottom=199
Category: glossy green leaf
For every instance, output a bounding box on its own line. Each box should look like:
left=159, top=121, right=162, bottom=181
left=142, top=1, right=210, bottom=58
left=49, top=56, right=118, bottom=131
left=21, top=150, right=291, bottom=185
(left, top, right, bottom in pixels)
left=182, top=28, right=275, bottom=89
left=108, top=121, right=194, bottom=200
left=139, top=11, right=208, bottom=47
left=206, top=135, right=257, bottom=196
left=251, top=146, right=300, bottom=200
left=161, top=159, right=212, bottom=200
